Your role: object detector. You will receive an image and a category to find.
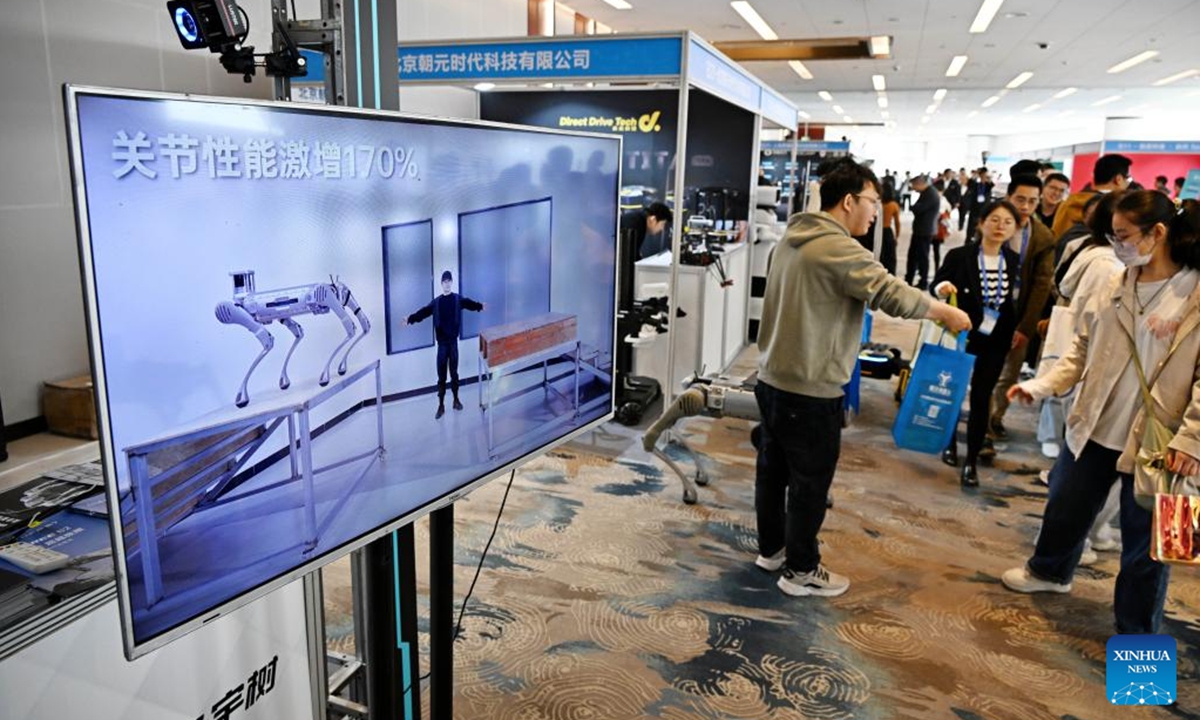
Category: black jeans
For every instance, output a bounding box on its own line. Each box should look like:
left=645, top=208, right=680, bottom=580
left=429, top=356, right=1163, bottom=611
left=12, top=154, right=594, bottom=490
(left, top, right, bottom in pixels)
left=952, top=329, right=1011, bottom=465
left=754, top=381, right=843, bottom=573
left=1031, top=441, right=1170, bottom=633
left=905, top=234, right=933, bottom=288
left=435, top=341, right=460, bottom=401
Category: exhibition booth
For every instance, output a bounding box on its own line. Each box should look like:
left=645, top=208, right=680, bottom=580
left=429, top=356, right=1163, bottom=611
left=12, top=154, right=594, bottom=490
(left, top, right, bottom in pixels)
left=396, top=32, right=799, bottom=402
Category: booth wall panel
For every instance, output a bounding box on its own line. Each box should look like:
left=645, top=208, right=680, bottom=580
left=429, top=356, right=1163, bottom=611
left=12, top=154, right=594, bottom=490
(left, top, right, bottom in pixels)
left=0, top=0, right=275, bottom=424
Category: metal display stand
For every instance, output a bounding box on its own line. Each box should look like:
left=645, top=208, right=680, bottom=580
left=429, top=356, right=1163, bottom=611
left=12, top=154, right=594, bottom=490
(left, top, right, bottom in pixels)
left=479, top=340, right=582, bottom=458
left=123, top=362, right=384, bottom=609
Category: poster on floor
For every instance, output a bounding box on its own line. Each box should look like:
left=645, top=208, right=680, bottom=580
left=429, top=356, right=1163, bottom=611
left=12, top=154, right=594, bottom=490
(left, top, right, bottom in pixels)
left=65, top=86, right=620, bottom=658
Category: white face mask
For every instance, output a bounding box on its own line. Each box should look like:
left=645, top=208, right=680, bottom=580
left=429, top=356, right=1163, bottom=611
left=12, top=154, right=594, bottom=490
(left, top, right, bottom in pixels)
left=1112, top=239, right=1153, bottom=267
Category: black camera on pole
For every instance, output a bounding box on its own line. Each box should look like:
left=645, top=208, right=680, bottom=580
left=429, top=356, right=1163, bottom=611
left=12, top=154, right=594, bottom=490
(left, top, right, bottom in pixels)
left=166, top=0, right=307, bottom=83
left=167, top=0, right=247, bottom=53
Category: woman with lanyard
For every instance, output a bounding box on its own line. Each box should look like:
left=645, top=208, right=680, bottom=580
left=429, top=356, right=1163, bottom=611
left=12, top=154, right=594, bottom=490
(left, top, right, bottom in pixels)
left=932, top=200, right=1022, bottom=487
left=1004, top=191, right=1200, bottom=634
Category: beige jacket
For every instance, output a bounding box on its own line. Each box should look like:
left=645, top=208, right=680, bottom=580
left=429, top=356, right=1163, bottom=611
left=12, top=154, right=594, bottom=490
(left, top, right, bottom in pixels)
left=1023, top=269, right=1200, bottom=472
left=758, top=212, right=932, bottom=398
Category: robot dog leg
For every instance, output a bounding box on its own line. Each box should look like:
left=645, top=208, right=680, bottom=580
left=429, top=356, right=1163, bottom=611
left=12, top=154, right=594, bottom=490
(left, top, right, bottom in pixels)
left=215, top=301, right=276, bottom=408
left=313, top=282, right=356, bottom=387
left=277, top=317, right=304, bottom=390
left=331, top=281, right=371, bottom=377
left=641, top=378, right=762, bottom=505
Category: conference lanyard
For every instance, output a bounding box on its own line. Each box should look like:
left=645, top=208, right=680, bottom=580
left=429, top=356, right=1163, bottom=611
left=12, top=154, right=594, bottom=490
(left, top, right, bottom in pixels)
left=978, top=249, right=1007, bottom=309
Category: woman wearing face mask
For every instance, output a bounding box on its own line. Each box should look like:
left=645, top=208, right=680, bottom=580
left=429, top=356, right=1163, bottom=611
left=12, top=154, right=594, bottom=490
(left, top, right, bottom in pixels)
left=932, top=201, right=1022, bottom=487
left=1002, top=192, right=1200, bottom=634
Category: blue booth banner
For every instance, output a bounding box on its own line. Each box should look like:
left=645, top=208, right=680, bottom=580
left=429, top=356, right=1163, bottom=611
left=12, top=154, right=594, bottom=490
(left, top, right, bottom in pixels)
left=797, top=141, right=851, bottom=153
left=1102, top=140, right=1200, bottom=154
left=687, top=38, right=762, bottom=114
left=760, top=87, right=799, bottom=129
left=397, top=36, right=683, bottom=82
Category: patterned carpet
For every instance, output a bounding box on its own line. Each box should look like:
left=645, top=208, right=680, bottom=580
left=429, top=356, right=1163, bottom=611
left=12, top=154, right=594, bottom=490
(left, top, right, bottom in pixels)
left=323, top=317, right=1200, bottom=719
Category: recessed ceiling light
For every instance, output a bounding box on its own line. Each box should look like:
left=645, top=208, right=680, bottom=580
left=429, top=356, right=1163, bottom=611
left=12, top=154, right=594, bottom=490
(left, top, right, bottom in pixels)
left=933, top=88, right=948, bottom=101
left=872, top=74, right=887, bottom=91
left=920, top=115, right=930, bottom=123
left=1022, top=103, right=1042, bottom=113
left=600, top=0, right=632, bottom=9
left=730, top=1, right=778, bottom=41
left=789, top=60, right=813, bottom=80
left=945, top=55, right=969, bottom=77
left=981, top=95, right=1002, bottom=107
left=832, top=105, right=845, bottom=114
left=967, top=110, right=980, bottom=118
left=869, top=36, right=891, bottom=57
left=1153, top=68, right=1200, bottom=86
left=798, top=110, right=811, bottom=119
left=1005, top=71, right=1034, bottom=89
left=818, top=91, right=833, bottom=101
left=877, top=95, right=888, bottom=108
left=925, top=104, right=938, bottom=114
left=843, top=116, right=853, bottom=123
left=1091, top=94, right=1122, bottom=106
left=1052, top=87, right=1077, bottom=99
left=970, top=0, right=1005, bottom=34
left=1107, top=50, right=1159, bottom=74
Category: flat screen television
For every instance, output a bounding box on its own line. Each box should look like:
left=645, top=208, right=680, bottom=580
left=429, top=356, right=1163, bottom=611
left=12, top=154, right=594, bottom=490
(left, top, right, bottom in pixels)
left=63, top=86, right=620, bottom=659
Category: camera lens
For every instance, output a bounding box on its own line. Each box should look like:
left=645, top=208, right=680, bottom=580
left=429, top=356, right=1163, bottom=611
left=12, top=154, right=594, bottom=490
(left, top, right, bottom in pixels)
left=175, top=8, right=200, bottom=43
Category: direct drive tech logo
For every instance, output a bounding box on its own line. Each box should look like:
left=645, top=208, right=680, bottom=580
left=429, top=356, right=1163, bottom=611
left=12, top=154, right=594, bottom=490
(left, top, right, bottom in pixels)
left=1107, top=635, right=1176, bottom=706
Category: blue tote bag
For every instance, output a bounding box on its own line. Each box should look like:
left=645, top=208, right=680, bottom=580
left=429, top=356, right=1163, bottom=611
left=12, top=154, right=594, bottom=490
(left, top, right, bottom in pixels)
left=892, top=330, right=974, bottom=454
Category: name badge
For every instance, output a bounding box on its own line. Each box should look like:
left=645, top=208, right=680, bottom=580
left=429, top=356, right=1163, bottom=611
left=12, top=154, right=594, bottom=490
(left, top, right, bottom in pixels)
left=977, top=193, right=986, bottom=203
left=980, top=307, right=1000, bottom=336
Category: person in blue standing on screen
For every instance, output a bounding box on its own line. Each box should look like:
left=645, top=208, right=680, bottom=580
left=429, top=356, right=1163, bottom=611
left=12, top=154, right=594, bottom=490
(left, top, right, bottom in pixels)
left=406, top=270, right=485, bottom=419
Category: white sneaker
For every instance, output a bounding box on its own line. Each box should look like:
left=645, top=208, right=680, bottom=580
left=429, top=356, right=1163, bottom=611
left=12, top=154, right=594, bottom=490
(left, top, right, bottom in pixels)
left=1091, top=536, right=1121, bottom=552
left=1078, top=549, right=1099, bottom=566
left=778, top=565, right=850, bottom=597
left=1001, top=566, right=1072, bottom=594
left=1041, top=442, right=1060, bottom=458
left=755, top=548, right=786, bottom=572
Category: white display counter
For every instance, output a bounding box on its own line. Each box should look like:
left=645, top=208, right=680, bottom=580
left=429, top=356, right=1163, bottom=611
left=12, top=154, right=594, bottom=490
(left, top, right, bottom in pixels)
left=632, top=242, right=750, bottom=390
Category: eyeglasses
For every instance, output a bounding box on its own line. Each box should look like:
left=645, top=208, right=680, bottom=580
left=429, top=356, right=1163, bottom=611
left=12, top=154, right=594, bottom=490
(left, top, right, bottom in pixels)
left=853, top=193, right=881, bottom=204
left=1106, top=228, right=1148, bottom=245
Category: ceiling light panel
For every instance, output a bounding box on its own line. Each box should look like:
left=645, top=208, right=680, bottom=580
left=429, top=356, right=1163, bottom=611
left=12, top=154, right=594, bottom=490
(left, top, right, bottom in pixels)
left=1107, top=50, right=1159, bottom=74
left=872, top=74, right=886, bottom=91
left=600, top=0, right=633, bottom=9
left=789, top=60, right=814, bottom=80
left=1153, top=69, right=1200, bottom=86
left=730, top=2, right=778, bottom=41
left=946, top=55, right=969, bottom=77
left=970, top=0, right=1005, bottom=34
left=1005, top=71, right=1033, bottom=89
left=818, top=90, right=833, bottom=101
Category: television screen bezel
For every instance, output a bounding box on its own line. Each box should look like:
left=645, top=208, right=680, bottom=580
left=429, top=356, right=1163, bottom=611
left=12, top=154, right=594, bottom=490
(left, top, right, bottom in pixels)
left=62, top=84, right=622, bottom=660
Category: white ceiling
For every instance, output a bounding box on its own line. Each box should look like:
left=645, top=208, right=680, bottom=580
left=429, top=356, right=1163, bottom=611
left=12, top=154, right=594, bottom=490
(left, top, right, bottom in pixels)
left=573, top=0, right=1200, bottom=139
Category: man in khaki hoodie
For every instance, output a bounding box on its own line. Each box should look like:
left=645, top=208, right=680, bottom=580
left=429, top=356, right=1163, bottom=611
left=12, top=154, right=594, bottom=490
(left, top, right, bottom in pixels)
left=754, top=160, right=971, bottom=597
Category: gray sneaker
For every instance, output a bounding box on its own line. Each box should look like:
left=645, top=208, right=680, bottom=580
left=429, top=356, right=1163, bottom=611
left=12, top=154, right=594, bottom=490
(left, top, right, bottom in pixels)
left=755, top=548, right=786, bottom=572
left=778, top=565, right=850, bottom=597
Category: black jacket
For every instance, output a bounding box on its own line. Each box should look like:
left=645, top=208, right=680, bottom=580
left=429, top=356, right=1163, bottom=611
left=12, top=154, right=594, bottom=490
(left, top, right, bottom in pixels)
left=963, top=179, right=994, bottom=212
left=931, top=243, right=1020, bottom=341
left=408, top=293, right=484, bottom=344
left=944, top=179, right=962, bottom=207
left=910, top=185, right=941, bottom=236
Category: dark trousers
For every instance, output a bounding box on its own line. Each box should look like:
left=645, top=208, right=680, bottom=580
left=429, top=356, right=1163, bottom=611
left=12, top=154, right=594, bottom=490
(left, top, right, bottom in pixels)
left=932, top=240, right=943, bottom=272
left=435, top=342, right=460, bottom=402
left=754, top=382, right=843, bottom=573
left=1030, top=441, right=1170, bottom=634
left=965, top=210, right=982, bottom=241
left=951, top=331, right=1010, bottom=465
left=957, top=205, right=968, bottom=231
left=881, top=227, right=898, bottom=275
left=905, top=234, right=933, bottom=288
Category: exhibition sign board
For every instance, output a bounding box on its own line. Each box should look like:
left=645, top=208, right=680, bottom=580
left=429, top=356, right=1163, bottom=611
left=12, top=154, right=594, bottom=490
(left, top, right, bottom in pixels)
left=1102, top=140, right=1200, bottom=154
left=397, top=36, right=684, bottom=82
left=64, top=86, right=620, bottom=658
